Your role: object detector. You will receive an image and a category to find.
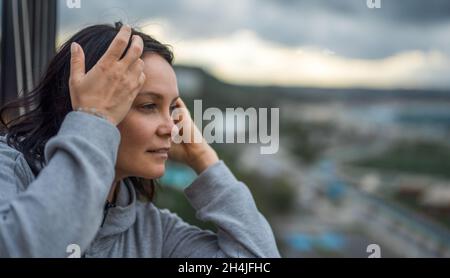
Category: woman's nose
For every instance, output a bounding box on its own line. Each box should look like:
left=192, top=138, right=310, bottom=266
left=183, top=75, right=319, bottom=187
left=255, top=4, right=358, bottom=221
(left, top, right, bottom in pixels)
left=156, top=112, right=176, bottom=137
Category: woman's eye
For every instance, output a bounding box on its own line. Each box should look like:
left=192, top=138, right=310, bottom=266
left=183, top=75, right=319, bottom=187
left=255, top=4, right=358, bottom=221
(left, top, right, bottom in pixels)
left=141, top=104, right=157, bottom=111
left=141, top=104, right=177, bottom=114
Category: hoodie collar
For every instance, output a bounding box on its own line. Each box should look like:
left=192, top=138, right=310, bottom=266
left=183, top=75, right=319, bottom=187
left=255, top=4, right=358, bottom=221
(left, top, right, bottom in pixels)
left=96, top=178, right=137, bottom=238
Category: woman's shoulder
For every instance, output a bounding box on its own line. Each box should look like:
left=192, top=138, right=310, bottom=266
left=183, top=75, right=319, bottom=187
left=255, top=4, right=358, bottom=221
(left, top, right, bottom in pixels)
left=135, top=200, right=188, bottom=230
left=136, top=200, right=174, bottom=219
left=0, top=136, right=23, bottom=166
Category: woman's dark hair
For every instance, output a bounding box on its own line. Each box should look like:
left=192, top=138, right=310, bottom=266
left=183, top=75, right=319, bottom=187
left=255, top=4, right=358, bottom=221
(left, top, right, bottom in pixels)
left=0, top=22, right=174, bottom=201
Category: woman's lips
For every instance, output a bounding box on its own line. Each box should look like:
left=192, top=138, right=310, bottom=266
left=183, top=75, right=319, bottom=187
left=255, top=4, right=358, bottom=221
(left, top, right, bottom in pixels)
left=147, top=148, right=169, bottom=159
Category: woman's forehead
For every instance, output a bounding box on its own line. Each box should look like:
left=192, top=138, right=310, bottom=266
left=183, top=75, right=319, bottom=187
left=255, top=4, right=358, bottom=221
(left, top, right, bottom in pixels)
left=140, top=54, right=178, bottom=99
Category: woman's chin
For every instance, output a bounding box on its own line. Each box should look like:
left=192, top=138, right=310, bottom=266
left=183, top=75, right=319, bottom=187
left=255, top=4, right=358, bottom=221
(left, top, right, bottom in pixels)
left=143, top=165, right=165, bottom=179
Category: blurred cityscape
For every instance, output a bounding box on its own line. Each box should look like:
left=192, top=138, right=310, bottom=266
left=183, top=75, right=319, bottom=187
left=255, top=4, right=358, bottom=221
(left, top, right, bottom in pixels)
left=158, top=66, right=450, bottom=258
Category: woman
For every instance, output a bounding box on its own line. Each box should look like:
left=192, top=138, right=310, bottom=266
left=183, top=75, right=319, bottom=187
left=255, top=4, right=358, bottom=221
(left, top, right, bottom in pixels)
left=0, top=22, right=280, bottom=258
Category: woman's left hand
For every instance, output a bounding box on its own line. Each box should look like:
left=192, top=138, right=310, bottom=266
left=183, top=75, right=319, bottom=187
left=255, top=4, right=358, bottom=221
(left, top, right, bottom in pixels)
left=168, top=98, right=219, bottom=174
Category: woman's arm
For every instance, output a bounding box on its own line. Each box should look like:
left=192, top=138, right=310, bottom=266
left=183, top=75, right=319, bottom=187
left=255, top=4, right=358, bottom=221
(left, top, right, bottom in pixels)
left=0, top=25, right=146, bottom=257
left=160, top=160, right=281, bottom=258
left=164, top=98, right=280, bottom=257
left=0, top=112, right=120, bottom=257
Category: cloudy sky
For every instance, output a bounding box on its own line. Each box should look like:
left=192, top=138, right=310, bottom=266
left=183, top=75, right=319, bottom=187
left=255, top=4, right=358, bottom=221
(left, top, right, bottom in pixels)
left=58, top=0, right=450, bottom=89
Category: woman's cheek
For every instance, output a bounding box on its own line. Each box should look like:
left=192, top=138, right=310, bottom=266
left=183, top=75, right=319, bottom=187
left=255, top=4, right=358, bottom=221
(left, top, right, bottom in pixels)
left=124, top=112, right=158, bottom=143
left=137, top=118, right=159, bottom=143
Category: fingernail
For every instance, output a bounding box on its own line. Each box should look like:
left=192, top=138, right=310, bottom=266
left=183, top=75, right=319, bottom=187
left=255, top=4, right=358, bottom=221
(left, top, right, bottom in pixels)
left=71, top=42, right=78, bottom=54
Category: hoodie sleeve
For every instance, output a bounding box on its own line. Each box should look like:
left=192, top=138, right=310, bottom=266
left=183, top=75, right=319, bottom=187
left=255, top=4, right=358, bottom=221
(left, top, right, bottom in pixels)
left=0, top=111, right=120, bottom=257
left=160, top=161, right=281, bottom=258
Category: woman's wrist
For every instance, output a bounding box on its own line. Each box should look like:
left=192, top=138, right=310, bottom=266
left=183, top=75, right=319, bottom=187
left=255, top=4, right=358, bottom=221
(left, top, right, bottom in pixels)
left=188, top=145, right=219, bottom=175
left=74, top=107, right=117, bottom=125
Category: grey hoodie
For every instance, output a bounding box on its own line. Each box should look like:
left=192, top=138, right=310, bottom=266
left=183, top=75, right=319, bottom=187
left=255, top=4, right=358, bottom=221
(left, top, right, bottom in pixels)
left=0, top=111, right=280, bottom=258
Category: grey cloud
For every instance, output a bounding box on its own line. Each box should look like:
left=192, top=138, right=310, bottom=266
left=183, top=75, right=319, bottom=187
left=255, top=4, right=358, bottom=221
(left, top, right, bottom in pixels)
left=58, top=0, right=450, bottom=59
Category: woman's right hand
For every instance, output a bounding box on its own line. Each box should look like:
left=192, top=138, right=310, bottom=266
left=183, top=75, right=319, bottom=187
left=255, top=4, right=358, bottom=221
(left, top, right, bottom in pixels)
left=69, top=25, right=146, bottom=125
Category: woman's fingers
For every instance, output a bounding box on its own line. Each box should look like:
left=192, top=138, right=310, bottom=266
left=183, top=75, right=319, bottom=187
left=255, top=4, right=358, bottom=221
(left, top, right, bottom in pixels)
left=95, top=26, right=143, bottom=74
left=138, top=72, right=146, bottom=86
left=122, top=35, right=144, bottom=67
left=171, top=98, right=202, bottom=143
left=175, top=97, right=188, bottom=110
left=99, top=25, right=132, bottom=65
left=128, top=58, right=145, bottom=78
left=69, top=42, right=86, bottom=85
left=127, top=59, right=146, bottom=94
left=172, top=98, right=187, bottom=124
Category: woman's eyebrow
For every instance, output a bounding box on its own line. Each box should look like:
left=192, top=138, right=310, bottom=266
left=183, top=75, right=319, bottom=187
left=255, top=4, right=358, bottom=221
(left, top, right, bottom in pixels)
left=139, top=91, right=179, bottom=103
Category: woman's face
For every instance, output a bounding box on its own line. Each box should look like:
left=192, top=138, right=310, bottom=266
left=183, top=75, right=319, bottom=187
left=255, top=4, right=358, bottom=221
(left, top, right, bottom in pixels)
left=115, top=53, right=179, bottom=180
